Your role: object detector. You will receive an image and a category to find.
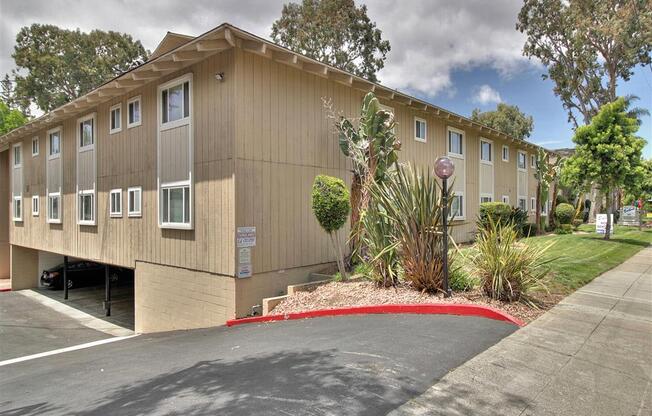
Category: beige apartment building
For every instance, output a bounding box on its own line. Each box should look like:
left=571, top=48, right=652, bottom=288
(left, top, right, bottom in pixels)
left=0, top=23, right=551, bottom=333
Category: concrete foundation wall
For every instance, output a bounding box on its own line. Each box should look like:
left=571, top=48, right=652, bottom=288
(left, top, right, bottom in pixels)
left=234, top=262, right=334, bottom=318
left=134, top=261, right=236, bottom=333
left=10, top=244, right=39, bottom=290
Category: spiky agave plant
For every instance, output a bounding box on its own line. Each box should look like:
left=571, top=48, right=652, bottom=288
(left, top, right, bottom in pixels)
left=470, top=217, right=553, bottom=303
left=369, top=164, right=450, bottom=293
left=359, top=202, right=400, bottom=287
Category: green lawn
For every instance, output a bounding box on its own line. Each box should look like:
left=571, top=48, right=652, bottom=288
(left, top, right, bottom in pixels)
left=523, top=225, right=652, bottom=293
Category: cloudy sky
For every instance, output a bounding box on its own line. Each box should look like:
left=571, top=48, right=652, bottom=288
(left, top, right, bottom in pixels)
left=1, top=0, right=650, bottom=156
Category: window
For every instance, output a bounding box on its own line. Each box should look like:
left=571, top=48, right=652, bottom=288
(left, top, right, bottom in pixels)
left=502, top=195, right=510, bottom=204
left=450, top=194, right=464, bottom=220
left=161, top=184, right=191, bottom=226
left=110, top=103, right=122, bottom=134
left=414, top=117, right=427, bottom=143
left=32, top=137, right=39, bottom=157
left=32, top=196, right=39, bottom=216
left=480, top=195, right=493, bottom=204
left=480, top=140, right=492, bottom=163
left=49, top=129, right=61, bottom=158
left=161, top=80, right=190, bottom=125
left=13, top=143, right=21, bottom=167
left=12, top=197, right=22, bottom=221
left=128, top=187, right=142, bottom=217
left=448, top=128, right=464, bottom=156
left=517, top=151, right=527, bottom=170
left=502, top=145, right=509, bottom=162
left=518, top=197, right=527, bottom=211
left=531, top=154, right=536, bottom=169
left=542, top=200, right=549, bottom=216
left=48, top=193, right=61, bottom=223
left=79, top=115, right=95, bottom=150
left=110, top=189, right=122, bottom=217
left=78, top=190, right=95, bottom=224
left=127, top=96, right=141, bottom=128
left=531, top=197, right=536, bottom=212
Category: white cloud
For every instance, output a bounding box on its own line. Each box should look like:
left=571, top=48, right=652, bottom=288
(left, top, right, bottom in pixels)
left=472, top=85, right=502, bottom=105
left=532, top=140, right=563, bottom=146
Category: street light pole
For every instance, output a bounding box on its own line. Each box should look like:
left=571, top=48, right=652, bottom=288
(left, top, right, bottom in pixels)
left=434, top=156, right=455, bottom=298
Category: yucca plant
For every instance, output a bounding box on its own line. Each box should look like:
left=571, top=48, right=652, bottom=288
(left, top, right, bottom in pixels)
left=369, top=164, right=451, bottom=293
left=470, top=218, right=552, bottom=303
left=359, top=202, right=400, bottom=287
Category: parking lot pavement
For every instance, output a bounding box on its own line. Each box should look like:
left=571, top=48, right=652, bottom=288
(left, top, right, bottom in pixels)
left=0, top=291, right=113, bottom=361
left=0, top=314, right=517, bottom=415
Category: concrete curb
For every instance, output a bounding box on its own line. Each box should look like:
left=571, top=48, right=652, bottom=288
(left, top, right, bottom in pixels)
left=226, top=303, right=525, bottom=327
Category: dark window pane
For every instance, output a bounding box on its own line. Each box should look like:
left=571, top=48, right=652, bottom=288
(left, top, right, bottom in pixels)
left=183, top=81, right=189, bottom=118
left=162, top=90, right=168, bottom=123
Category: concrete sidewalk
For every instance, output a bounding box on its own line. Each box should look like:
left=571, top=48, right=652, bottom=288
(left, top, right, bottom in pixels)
left=390, top=246, right=652, bottom=416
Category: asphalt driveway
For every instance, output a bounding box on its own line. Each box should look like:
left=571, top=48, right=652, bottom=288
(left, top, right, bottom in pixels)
left=0, top=314, right=516, bottom=415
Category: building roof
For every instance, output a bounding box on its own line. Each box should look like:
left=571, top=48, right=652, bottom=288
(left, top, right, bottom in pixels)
left=0, top=23, right=548, bottom=153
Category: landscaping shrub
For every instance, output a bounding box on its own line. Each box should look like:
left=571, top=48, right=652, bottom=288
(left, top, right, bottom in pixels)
left=449, top=256, right=478, bottom=292
left=555, top=203, right=574, bottom=225
left=359, top=203, right=399, bottom=287
left=470, top=219, right=552, bottom=303
left=478, top=202, right=512, bottom=230
left=555, top=224, right=573, bottom=234
left=312, top=175, right=350, bottom=279
left=521, top=223, right=537, bottom=237
left=555, top=195, right=569, bottom=205
left=369, top=164, right=448, bottom=293
left=572, top=219, right=583, bottom=231
left=509, top=207, right=529, bottom=237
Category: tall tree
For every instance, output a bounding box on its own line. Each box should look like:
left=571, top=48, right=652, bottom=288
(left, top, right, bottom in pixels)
left=0, top=100, right=28, bottom=135
left=10, top=24, right=149, bottom=112
left=470, top=103, right=534, bottom=140
left=564, top=98, right=646, bottom=239
left=271, top=0, right=391, bottom=82
left=517, top=0, right=652, bottom=127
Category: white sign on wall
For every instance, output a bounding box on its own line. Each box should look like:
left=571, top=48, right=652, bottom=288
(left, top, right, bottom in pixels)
left=595, top=214, right=614, bottom=235
left=237, top=263, right=252, bottom=278
left=238, top=247, right=251, bottom=264
left=236, top=227, right=256, bottom=247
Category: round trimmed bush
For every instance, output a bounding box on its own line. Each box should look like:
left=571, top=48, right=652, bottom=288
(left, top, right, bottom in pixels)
left=555, top=203, right=574, bottom=225
left=311, top=175, right=350, bottom=233
left=478, top=202, right=512, bottom=229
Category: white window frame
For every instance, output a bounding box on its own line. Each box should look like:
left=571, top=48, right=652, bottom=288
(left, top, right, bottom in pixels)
left=517, top=151, right=527, bottom=171
left=542, top=199, right=549, bottom=216
left=77, top=113, right=96, bottom=152
left=110, top=189, right=123, bottom=218
left=447, top=127, right=465, bottom=159
left=480, top=138, right=493, bottom=165
left=110, top=103, right=122, bottom=134
left=128, top=186, right=142, bottom=218
left=518, top=197, right=527, bottom=212
left=159, top=75, right=192, bottom=131
left=13, top=143, right=22, bottom=168
left=32, top=137, right=39, bottom=157
left=47, top=193, right=62, bottom=224
left=480, top=194, right=493, bottom=204
left=414, top=117, right=427, bottom=143
left=531, top=154, right=537, bottom=170
left=160, top=181, right=192, bottom=228
left=502, top=145, right=509, bottom=162
left=48, top=127, right=62, bottom=160
left=502, top=195, right=510, bottom=205
left=531, top=197, right=536, bottom=212
left=32, top=195, right=39, bottom=216
left=77, top=189, right=95, bottom=225
left=450, top=192, right=465, bottom=221
left=127, top=96, right=142, bottom=128
left=12, top=196, right=22, bottom=222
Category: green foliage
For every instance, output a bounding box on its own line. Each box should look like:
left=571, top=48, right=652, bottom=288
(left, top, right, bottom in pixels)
left=359, top=203, right=399, bottom=287
left=555, top=224, right=573, bottom=234
left=521, top=223, right=537, bottom=238
left=510, top=208, right=530, bottom=237
left=0, top=100, right=27, bottom=135
left=271, top=0, right=391, bottom=82
left=311, top=175, right=350, bottom=233
left=368, top=164, right=448, bottom=293
left=478, top=202, right=512, bottom=230
left=470, top=103, right=534, bottom=140
left=517, top=0, right=652, bottom=127
left=9, top=24, right=149, bottom=112
left=572, top=219, right=583, bottom=230
left=555, top=203, right=575, bottom=225
left=555, top=194, right=569, bottom=205
left=449, top=256, right=479, bottom=292
left=470, top=219, right=552, bottom=303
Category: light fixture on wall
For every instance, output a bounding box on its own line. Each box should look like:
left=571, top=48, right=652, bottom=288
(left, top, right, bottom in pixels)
left=214, top=72, right=225, bottom=81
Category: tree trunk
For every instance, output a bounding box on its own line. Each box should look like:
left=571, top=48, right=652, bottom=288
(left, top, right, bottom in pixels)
left=604, top=188, right=612, bottom=241
left=348, top=173, right=363, bottom=260
left=589, top=187, right=598, bottom=223
left=330, top=232, right=347, bottom=280
left=549, top=181, right=558, bottom=229
left=536, top=182, right=542, bottom=235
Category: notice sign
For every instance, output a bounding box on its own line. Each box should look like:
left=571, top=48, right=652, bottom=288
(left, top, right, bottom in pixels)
left=236, top=227, right=256, bottom=247
left=595, top=214, right=614, bottom=235
left=237, top=263, right=252, bottom=278
left=238, top=247, right=251, bottom=264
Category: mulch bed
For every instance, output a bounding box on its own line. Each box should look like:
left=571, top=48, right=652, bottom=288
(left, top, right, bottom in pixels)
left=272, top=279, right=564, bottom=324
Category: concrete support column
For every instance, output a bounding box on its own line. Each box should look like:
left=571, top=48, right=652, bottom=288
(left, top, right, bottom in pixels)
left=10, top=244, right=39, bottom=290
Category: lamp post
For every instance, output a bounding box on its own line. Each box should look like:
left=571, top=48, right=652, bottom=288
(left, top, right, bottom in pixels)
left=435, top=156, right=455, bottom=298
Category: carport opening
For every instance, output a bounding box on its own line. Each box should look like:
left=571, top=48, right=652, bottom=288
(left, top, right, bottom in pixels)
left=35, top=251, right=134, bottom=330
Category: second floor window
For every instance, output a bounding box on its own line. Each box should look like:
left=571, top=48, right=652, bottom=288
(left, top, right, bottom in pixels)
left=79, top=118, right=94, bottom=149
left=480, top=140, right=492, bottom=162
left=49, top=130, right=61, bottom=157
left=13, top=144, right=21, bottom=167
left=518, top=152, right=526, bottom=170
left=162, top=80, right=190, bottom=124
left=110, top=104, right=122, bottom=134
left=448, top=130, right=463, bottom=156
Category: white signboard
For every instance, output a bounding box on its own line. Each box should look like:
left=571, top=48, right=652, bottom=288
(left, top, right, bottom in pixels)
left=621, top=206, right=639, bottom=226
left=236, top=227, right=256, bottom=247
left=595, top=214, right=614, bottom=235
left=238, top=247, right=251, bottom=264
left=237, top=263, right=252, bottom=278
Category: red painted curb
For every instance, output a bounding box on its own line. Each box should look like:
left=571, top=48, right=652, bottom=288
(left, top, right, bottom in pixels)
left=226, top=304, right=525, bottom=328
left=0, top=288, right=11, bottom=293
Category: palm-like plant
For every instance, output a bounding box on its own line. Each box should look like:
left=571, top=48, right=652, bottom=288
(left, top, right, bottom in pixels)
left=534, top=149, right=563, bottom=234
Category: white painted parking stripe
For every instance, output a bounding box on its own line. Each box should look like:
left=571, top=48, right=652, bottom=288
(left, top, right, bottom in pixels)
left=0, top=335, right=139, bottom=367
left=18, top=289, right=134, bottom=337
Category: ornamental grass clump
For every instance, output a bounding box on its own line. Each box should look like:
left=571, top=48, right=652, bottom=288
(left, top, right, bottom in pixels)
left=359, top=203, right=400, bottom=287
left=369, top=164, right=449, bottom=293
left=471, top=218, right=552, bottom=303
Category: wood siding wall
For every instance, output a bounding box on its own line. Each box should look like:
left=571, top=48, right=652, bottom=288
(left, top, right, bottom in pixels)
left=0, top=151, right=9, bottom=279
left=8, top=50, right=236, bottom=276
